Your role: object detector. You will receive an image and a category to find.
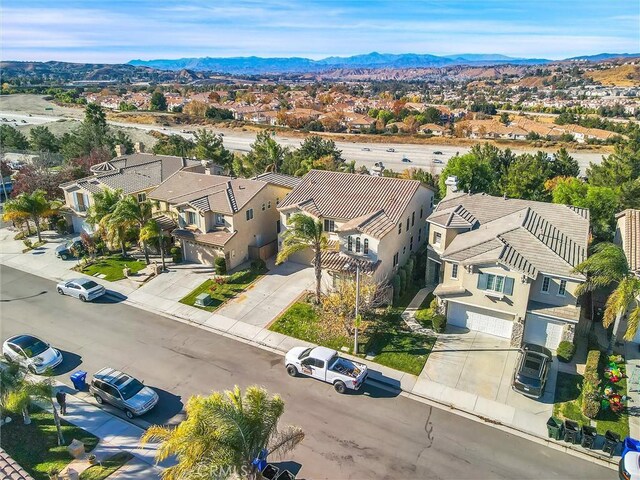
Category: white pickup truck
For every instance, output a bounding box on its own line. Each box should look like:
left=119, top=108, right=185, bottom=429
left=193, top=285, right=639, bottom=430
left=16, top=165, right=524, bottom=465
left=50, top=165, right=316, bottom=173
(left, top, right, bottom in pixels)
left=285, top=346, right=368, bottom=393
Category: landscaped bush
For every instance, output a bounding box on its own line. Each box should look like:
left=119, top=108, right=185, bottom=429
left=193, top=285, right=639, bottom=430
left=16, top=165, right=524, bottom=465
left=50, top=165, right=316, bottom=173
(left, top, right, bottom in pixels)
left=392, top=275, right=401, bottom=303
left=582, top=349, right=601, bottom=419
left=432, top=313, right=447, bottom=333
left=56, top=218, right=68, bottom=234
left=430, top=297, right=438, bottom=312
left=399, top=268, right=407, bottom=294
left=250, top=258, right=266, bottom=271
left=557, top=341, right=576, bottom=363
left=214, top=256, right=227, bottom=275
left=405, top=258, right=414, bottom=283
left=170, top=246, right=182, bottom=263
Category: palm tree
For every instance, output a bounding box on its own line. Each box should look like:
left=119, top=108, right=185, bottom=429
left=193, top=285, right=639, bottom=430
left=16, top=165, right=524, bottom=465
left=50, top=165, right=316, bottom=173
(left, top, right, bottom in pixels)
left=3, top=190, right=59, bottom=243
left=276, top=213, right=328, bottom=304
left=141, top=386, right=304, bottom=480
left=140, top=219, right=166, bottom=271
left=112, top=195, right=153, bottom=264
left=574, top=242, right=640, bottom=352
left=86, top=188, right=123, bottom=228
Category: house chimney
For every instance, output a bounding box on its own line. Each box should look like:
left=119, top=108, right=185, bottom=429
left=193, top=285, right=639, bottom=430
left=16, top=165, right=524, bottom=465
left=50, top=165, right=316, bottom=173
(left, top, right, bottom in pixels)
left=134, top=142, right=145, bottom=153
left=114, top=144, right=126, bottom=157
left=201, top=159, right=218, bottom=175
left=444, top=175, right=458, bottom=195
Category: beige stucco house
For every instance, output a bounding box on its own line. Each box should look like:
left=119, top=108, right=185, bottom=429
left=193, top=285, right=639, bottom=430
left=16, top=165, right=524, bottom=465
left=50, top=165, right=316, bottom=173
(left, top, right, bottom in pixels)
left=59, top=153, right=206, bottom=234
left=277, top=170, right=435, bottom=285
left=149, top=168, right=299, bottom=270
left=426, top=183, right=590, bottom=350
left=615, top=209, right=640, bottom=277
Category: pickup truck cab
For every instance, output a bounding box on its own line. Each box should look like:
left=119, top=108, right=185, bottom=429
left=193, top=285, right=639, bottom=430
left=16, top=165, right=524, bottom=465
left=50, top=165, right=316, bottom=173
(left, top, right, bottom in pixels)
left=285, top=346, right=368, bottom=393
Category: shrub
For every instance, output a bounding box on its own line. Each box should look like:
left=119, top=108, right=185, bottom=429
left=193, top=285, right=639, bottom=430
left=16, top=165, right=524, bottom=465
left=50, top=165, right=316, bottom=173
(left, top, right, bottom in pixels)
left=23, top=238, right=32, bottom=248
left=405, top=258, right=414, bottom=282
left=399, top=268, right=407, bottom=294
left=556, top=341, right=576, bottom=363
left=414, top=308, right=432, bottom=323
left=250, top=258, right=266, bottom=271
left=170, top=246, right=182, bottom=263
left=391, top=274, right=401, bottom=303
left=582, top=385, right=601, bottom=419
left=432, top=313, right=447, bottom=333
left=430, top=297, right=438, bottom=312
left=56, top=218, right=68, bottom=234
left=581, top=349, right=601, bottom=419
left=214, top=256, right=227, bottom=275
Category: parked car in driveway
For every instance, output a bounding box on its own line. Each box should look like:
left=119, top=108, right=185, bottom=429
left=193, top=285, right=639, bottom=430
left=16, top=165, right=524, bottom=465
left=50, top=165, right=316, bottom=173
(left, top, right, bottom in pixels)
left=285, top=346, right=368, bottom=393
left=56, top=278, right=106, bottom=302
left=55, top=237, right=84, bottom=260
left=89, top=367, right=159, bottom=419
left=512, top=343, right=551, bottom=398
left=2, top=334, right=63, bottom=374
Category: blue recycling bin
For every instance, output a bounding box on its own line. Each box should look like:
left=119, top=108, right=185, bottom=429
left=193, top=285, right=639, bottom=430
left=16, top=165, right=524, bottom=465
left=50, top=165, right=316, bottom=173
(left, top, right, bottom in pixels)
left=70, top=370, right=87, bottom=390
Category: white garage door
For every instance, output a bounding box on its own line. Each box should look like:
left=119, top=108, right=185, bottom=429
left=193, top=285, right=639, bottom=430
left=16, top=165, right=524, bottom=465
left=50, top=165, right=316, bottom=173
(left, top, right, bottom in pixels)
left=182, top=240, right=218, bottom=266
left=447, top=302, right=514, bottom=339
left=523, top=314, right=564, bottom=349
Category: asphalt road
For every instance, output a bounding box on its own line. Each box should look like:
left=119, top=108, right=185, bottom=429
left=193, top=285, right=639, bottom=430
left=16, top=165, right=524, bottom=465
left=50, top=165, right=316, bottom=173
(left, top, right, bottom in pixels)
left=0, top=265, right=613, bottom=480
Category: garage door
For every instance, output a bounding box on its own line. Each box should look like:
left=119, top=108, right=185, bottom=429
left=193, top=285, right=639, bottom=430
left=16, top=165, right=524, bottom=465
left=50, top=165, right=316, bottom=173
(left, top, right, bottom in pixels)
left=182, top=240, right=218, bottom=266
left=523, top=314, right=564, bottom=350
left=447, top=302, right=514, bottom=339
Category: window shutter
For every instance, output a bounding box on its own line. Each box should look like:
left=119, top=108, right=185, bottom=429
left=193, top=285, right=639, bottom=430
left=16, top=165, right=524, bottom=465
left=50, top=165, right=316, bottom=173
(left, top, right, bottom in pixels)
left=477, top=272, right=488, bottom=290
left=504, top=277, right=515, bottom=295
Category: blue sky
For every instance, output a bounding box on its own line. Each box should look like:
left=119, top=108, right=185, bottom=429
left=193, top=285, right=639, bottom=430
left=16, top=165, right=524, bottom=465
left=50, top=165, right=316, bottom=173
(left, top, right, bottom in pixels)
left=2, top=0, right=638, bottom=63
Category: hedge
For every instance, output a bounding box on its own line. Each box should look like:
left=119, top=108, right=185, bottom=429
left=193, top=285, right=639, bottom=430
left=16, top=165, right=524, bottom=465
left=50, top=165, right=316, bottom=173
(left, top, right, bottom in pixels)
left=399, top=268, right=407, bottom=295
left=581, top=349, right=601, bottom=419
left=556, top=341, right=576, bottom=363
left=214, top=256, right=227, bottom=275
left=392, top=274, right=401, bottom=303
left=432, top=313, right=447, bottom=333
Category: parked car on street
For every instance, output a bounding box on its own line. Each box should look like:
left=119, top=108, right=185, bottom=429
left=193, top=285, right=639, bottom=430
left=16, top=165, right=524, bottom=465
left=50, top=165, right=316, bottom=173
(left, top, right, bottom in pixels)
left=55, top=237, right=84, bottom=260
left=512, top=343, right=551, bottom=399
left=402, top=157, right=411, bottom=163
left=56, top=278, right=106, bottom=302
left=2, top=334, right=63, bottom=374
left=285, top=346, right=368, bottom=393
left=386, top=148, right=395, bottom=152
left=362, top=147, right=370, bottom=151
left=433, top=159, right=443, bottom=164
left=89, top=367, right=159, bottom=419
left=434, top=151, right=443, bottom=155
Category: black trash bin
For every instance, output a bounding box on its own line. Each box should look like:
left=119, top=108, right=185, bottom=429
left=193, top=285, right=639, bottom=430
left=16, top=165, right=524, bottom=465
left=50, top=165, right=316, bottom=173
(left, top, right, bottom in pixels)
left=261, top=464, right=279, bottom=480
left=563, top=419, right=580, bottom=444
left=603, top=430, right=621, bottom=457
left=275, top=471, right=296, bottom=480
left=546, top=417, right=564, bottom=440
left=580, top=425, right=597, bottom=449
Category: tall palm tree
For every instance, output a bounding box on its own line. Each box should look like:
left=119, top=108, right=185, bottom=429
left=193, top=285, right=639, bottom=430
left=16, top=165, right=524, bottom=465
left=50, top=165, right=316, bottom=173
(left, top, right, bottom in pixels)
left=141, top=386, right=304, bottom=480
left=140, top=219, right=167, bottom=271
left=112, top=195, right=153, bottom=264
left=99, top=211, right=131, bottom=257
left=574, top=242, right=640, bottom=352
left=276, top=213, right=328, bottom=304
left=3, top=190, right=59, bottom=242
left=86, top=188, right=123, bottom=227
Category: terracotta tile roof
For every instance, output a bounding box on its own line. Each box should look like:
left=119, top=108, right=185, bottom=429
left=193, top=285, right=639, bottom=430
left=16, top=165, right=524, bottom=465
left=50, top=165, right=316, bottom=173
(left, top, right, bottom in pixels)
left=173, top=228, right=236, bottom=246
left=616, top=209, right=640, bottom=274
left=528, top=300, right=581, bottom=322
left=278, top=170, right=425, bottom=239
left=0, top=448, right=34, bottom=480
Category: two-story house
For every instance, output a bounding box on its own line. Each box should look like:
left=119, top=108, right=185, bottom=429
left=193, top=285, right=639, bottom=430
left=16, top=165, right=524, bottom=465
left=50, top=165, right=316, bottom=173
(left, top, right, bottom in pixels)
left=277, top=170, right=435, bottom=285
left=59, top=153, right=205, bottom=234
left=149, top=168, right=299, bottom=270
left=614, top=209, right=640, bottom=342
left=426, top=184, right=590, bottom=350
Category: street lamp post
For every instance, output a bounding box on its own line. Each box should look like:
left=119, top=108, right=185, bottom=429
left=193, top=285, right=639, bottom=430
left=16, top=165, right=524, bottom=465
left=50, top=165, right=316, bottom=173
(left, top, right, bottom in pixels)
left=345, top=262, right=361, bottom=355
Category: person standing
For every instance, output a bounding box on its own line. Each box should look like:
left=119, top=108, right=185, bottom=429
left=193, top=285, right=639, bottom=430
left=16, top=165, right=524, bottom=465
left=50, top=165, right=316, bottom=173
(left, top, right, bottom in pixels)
left=56, top=390, right=67, bottom=415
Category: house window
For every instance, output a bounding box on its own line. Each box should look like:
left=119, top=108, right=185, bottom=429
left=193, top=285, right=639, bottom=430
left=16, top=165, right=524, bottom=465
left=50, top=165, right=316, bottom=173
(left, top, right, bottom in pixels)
left=406, top=218, right=410, bottom=231
left=451, top=264, right=458, bottom=279
left=214, top=213, right=224, bottom=226
left=418, top=228, right=422, bottom=242
left=398, top=223, right=402, bottom=234
left=276, top=197, right=280, bottom=205
left=356, top=237, right=361, bottom=253
left=410, top=236, right=414, bottom=251
left=403, top=246, right=406, bottom=255
left=137, top=192, right=147, bottom=203
left=246, top=208, right=254, bottom=221
left=364, top=239, right=369, bottom=254
left=262, top=203, right=266, bottom=211
left=478, top=272, right=514, bottom=295
left=324, top=219, right=335, bottom=232
left=541, top=276, right=550, bottom=293
left=420, top=207, right=423, bottom=219
left=411, top=212, right=415, bottom=227
left=558, top=280, right=567, bottom=297
left=433, top=231, right=442, bottom=246
left=186, top=211, right=197, bottom=226
left=267, top=201, right=271, bottom=209
left=487, top=274, right=505, bottom=293
left=348, top=236, right=353, bottom=252
left=393, top=252, right=399, bottom=267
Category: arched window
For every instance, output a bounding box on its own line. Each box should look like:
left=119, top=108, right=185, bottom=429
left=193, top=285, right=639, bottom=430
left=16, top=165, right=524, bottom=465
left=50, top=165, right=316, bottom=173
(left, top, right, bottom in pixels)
left=356, top=237, right=361, bottom=253
left=348, top=236, right=353, bottom=252
left=364, top=238, right=369, bottom=254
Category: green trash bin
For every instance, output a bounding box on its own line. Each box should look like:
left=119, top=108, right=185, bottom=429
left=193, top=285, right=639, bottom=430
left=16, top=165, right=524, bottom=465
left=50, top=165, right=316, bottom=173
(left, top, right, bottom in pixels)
left=546, top=417, right=564, bottom=440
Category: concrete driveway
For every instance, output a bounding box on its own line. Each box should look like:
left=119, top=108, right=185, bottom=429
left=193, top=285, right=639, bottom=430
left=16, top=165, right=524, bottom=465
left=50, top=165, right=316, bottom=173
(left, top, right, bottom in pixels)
left=414, top=326, right=557, bottom=436
left=216, top=259, right=314, bottom=327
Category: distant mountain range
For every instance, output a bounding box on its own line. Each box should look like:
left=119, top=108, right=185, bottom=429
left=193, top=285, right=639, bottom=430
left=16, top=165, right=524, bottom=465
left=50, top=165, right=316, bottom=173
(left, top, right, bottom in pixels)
left=128, top=51, right=638, bottom=74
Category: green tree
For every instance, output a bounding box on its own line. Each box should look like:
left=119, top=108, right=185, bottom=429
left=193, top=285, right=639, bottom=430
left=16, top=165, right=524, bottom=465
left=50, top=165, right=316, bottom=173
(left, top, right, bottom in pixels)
left=471, top=143, right=515, bottom=179
left=3, top=189, right=59, bottom=242
left=191, top=130, right=233, bottom=168
left=0, top=124, right=29, bottom=150
left=423, top=107, right=441, bottom=124
left=550, top=147, right=580, bottom=178
left=499, top=112, right=510, bottom=125
left=150, top=91, right=167, bottom=111
left=141, top=386, right=304, bottom=480
left=60, top=104, right=112, bottom=160
left=235, top=130, right=288, bottom=177
left=276, top=213, right=328, bottom=304
left=574, top=243, right=640, bottom=352
left=86, top=188, right=123, bottom=227
left=112, top=196, right=153, bottom=264
left=152, top=134, right=195, bottom=157
left=282, top=135, right=345, bottom=176
left=438, top=153, right=496, bottom=198
left=29, top=125, right=59, bottom=153
left=501, top=152, right=552, bottom=201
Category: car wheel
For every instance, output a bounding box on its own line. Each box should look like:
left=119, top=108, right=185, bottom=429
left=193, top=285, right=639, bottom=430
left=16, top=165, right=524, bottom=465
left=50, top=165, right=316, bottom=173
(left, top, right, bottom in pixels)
left=334, top=381, right=347, bottom=394
left=3, top=353, right=13, bottom=363
left=286, top=365, right=298, bottom=377
left=125, top=409, right=134, bottom=419
left=94, top=394, right=104, bottom=405
left=79, top=295, right=87, bottom=302
left=28, top=364, right=37, bottom=374
left=57, top=287, right=64, bottom=295
left=61, top=254, right=68, bottom=260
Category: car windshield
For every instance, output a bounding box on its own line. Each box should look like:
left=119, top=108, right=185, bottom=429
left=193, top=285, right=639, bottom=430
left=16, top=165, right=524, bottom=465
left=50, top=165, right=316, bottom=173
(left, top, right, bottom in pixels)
left=20, top=338, right=49, bottom=358
left=81, top=281, right=99, bottom=289
left=119, top=379, right=145, bottom=400
left=298, top=348, right=312, bottom=360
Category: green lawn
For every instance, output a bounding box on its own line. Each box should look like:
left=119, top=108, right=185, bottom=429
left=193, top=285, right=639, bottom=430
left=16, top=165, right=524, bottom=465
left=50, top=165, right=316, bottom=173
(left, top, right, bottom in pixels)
left=0, top=408, right=99, bottom=480
left=81, top=255, right=146, bottom=281
left=79, top=452, right=134, bottom=480
left=180, top=269, right=264, bottom=312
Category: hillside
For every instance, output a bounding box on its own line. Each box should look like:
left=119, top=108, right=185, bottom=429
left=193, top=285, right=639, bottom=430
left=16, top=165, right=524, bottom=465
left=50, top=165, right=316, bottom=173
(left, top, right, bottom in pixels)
left=586, top=64, right=640, bottom=86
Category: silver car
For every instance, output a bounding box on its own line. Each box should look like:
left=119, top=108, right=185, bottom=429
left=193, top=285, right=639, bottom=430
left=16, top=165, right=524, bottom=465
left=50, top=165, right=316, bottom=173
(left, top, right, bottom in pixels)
left=2, top=334, right=63, bottom=374
left=56, top=278, right=106, bottom=302
left=89, top=367, right=159, bottom=419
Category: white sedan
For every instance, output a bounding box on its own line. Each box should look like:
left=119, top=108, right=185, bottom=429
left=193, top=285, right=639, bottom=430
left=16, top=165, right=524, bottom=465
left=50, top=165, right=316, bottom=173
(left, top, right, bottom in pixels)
left=56, top=278, right=106, bottom=302
left=3, top=334, right=63, bottom=374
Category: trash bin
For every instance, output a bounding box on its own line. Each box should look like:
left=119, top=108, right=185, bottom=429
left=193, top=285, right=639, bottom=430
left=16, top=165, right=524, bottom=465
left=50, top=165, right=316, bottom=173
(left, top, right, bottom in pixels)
left=563, top=419, right=580, bottom=444
left=70, top=370, right=87, bottom=391
left=546, top=417, right=564, bottom=440
left=622, top=437, right=640, bottom=458
left=276, top=471, right=296, bottom=480
left=581, top=425, right=597, bottom=449
left=603, top=430, right=621, bottom=457
left=261, top=464, right=279, bottom=480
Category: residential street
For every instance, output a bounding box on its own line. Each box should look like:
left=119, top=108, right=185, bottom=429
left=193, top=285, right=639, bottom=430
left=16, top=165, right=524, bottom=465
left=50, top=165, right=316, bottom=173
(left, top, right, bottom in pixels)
left=0, top=265, right=612, bottom=479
